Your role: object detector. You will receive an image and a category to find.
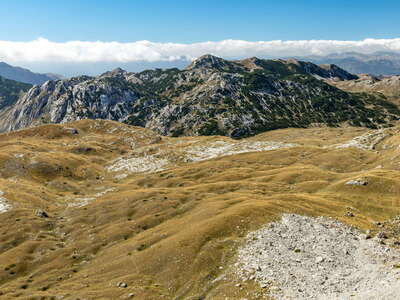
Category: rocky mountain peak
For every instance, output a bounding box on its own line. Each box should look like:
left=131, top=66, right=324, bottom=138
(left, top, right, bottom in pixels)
left=186, top=54, right=236, bottom=71
left=100, top=67, right=129, bottom=78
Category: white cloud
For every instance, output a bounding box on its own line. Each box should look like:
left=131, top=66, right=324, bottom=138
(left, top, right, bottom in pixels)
left=1, top=37, right=400, bottom=63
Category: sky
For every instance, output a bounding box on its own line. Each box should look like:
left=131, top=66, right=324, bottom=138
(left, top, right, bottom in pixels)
left=0, top=0, right=400, bottom=76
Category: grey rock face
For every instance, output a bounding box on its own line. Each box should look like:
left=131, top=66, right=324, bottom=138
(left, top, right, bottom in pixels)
left=0, top=75, right=139, bottom=132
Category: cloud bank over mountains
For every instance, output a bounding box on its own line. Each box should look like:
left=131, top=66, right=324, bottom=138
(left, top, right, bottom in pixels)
left=2, top=38, right=400, bottom=64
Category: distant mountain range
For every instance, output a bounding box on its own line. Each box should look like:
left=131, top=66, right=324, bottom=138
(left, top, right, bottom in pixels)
left=0, top=62, right=63, bottom=85
left=0, top=55, right=398, bottom=137
left=299, top=52, right=400, bottom=76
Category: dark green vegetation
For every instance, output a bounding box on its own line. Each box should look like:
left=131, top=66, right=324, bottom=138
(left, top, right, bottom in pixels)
left=0, top=76, right=32, bottom=110
left=123, top=56, right=399, bottom=137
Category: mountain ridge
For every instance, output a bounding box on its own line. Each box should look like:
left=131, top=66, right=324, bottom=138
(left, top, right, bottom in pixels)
left=0, top=55, right=398, bottom=137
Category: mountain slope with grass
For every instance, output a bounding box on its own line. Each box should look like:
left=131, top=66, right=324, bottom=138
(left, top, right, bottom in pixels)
left=1, top=55, right=399, bottom=137
left=330, top=73, right=400, bottom=106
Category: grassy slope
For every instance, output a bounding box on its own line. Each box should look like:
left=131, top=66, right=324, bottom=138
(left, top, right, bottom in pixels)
left=0, top=120, right=400, bottom=299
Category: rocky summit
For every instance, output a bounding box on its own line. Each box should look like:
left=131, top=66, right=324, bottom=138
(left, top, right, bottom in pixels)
left=0, top=55, right=399, bottom=138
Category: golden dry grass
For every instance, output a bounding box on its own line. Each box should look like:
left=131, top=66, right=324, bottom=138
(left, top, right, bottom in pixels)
left=0, top=120, right=399, bottom=299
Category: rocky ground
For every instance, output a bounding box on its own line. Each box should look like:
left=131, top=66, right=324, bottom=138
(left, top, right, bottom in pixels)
left=235, top=214, right=400, bottom=300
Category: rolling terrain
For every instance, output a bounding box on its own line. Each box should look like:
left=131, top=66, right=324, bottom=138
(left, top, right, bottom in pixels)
left=1, top=119, right=400, bottom=299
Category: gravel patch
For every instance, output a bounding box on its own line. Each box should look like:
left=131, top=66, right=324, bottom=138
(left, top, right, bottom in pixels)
left=185, top=140, right=296, bottom=162
left=67, top=187, right=116, bottom=207
left=106, top=140, right=296, bottom=177
left=0, top=191, right=11, bottom=213
left=235, top=214, right=400, bottom=300
left=345, top=179, right=368, bottom=186
left=334, top=130, right=388, bottom=150
left=106, top=155, right=169, bottom=177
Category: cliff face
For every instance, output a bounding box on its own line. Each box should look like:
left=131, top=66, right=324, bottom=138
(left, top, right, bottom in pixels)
left=0, top=55, right=398, bottom=137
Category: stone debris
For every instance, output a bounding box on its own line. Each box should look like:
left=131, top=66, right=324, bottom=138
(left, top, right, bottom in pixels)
left=67, top=187, right=116, bottom=207
left=377, top=232, right=388, bottom=239
left=334, top=130, right=388, bottom=150
left=107, top=154, right=170, bottom=176
left=35, top=209, right=49, bottom=218
left=344, top=211, right=354, bottom=217
left=235, top=214, right=400, bottom=300
left=117, top=282, right=128, bottom=288
left=64, top=127, right=79, bottom=134
left=0, top=191, right=11, bottom=213
left=184, top=140, right=297, bottom=162
left=345, top=179, right=368, bottom=186
left=106, top=140, right=296, bottom=177
left=68, top=197, right=96, bottom=208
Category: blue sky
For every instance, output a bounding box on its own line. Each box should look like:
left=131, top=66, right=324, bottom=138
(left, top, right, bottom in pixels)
left=1, top=0, right=399, bottom=42
left=0, top=0, right=400, bottom=76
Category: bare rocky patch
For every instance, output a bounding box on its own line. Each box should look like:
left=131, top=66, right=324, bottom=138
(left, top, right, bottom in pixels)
left=106, top=154, right=170, bottom=178
left=184, top=140, right=297, bottom=162
left=333, top=129, right=388, bottom=150
left=0, top=190, right=11, bottom=213
left=235, top=214, right=400, bottom=300
left=67, top=187, right=116, bottom=207
left=106, top=139, right=297, bottom=178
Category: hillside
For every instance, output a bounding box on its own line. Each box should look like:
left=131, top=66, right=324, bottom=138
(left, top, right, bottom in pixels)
left=331, top=74, right=400, bottom=106
left=0, top=62, right=62, bottom=85
left=0, top=76, right=32, bottom=110
left=0, top=119, right=400, bottom=299
left=1, top=55, right=399, bottom=137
